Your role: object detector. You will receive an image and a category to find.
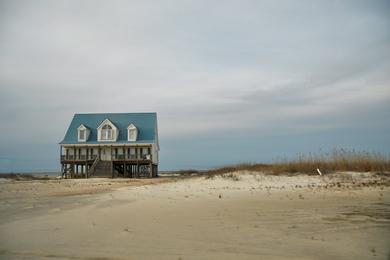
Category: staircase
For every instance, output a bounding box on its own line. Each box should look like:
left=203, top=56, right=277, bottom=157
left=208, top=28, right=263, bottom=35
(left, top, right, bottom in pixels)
left=89, top=161, right=112, bottom=177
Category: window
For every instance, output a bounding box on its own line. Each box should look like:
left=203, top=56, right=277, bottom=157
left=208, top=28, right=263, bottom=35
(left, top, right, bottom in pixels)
left=128, top=129, right=135, bottom=140
left=79, top=129, right=85, bottom=140
left=77, top=124, right=89, bottom=142
left=127, top=124, right=138, bottom=141
left=101, top=124, right=113, bottom=140
left=97, top=119, right=117, bottom=142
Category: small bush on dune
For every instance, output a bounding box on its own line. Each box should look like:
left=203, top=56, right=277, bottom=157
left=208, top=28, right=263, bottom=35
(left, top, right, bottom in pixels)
left=221, top=173, right=241, bottom=181
left=175, top=169, right=199, bottom=176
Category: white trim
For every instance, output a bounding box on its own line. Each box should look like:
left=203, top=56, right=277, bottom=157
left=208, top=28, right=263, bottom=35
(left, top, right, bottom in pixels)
left=61, top=143, right=154, bottom=147
left=96, top=119, right=114, bottom=129
left=127, top=123, right=136, bottom=129
left=77, top=124, right=90, bottom=142
left=127, top=123, right=138, bottom=141
left=97, top=119, right=118, bottom=142
left=155, top=119, right=160, bottom=151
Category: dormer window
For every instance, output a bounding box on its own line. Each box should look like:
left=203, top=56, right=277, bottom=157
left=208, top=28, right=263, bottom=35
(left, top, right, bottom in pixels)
left=79, top=129, right=85, bottom=140
left=97, top=119, right=118, bottom=142
left=101, top=124, right=113, bottom=140
left=77, top=124, right=89, bottom=142
left=127, top=124, right=138, bottom=141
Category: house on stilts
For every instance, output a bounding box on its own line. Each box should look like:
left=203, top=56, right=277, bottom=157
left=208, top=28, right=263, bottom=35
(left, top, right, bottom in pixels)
left=59, top=113, right=159, bottom=178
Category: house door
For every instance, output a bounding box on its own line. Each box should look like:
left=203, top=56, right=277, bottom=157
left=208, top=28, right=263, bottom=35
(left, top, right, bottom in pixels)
left=101, top=148, right=111, bottom=161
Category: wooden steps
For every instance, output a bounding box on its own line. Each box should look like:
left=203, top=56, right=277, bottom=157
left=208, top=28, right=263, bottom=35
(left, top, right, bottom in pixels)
left=90, top=161, right=112, bottom=177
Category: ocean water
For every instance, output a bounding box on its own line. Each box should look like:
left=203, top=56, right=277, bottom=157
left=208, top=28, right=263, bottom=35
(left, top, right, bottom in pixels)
left=29, top=172, right=61, bottom=177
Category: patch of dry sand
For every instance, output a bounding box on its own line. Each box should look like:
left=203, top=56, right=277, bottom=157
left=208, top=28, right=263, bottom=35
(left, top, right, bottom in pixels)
left=0, top=172, right=389, bottom=259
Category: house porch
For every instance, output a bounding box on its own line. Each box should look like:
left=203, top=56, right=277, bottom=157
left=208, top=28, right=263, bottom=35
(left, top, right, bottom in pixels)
left=60, top=145, right=158, bottom=178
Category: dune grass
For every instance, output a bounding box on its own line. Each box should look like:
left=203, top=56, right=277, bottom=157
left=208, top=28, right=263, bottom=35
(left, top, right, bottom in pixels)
left=202, top=149, right=390, bottom=176
left=270, top=149, right=390, bottom=174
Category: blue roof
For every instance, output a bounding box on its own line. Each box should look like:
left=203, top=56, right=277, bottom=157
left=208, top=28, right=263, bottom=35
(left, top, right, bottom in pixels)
left=60, top=113, right=157, bottom=145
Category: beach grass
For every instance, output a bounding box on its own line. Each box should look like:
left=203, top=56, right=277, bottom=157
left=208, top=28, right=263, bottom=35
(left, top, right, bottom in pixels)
left=203, top=149, right=390, bottom=176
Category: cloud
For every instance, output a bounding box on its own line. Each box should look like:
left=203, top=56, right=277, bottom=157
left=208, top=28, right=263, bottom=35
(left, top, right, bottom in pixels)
left=0, top=0, right=389, bottom=171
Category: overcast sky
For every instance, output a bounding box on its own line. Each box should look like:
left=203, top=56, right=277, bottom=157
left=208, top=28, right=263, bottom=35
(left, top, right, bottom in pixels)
left=0, top=0, right=389, bottom=172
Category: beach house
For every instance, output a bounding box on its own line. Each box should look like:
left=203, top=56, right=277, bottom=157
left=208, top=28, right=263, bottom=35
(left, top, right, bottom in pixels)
left=59, top=113, right=159, bottom=178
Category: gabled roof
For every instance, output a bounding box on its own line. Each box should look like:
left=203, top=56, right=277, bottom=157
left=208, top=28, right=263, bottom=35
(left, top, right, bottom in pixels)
left=77, top=124, right=88, bottom=130
left=60, top=113, right=157, bottom=145
left=127, top=123, right=137, bottom=129
left=96, top=118, right=117, bottom=130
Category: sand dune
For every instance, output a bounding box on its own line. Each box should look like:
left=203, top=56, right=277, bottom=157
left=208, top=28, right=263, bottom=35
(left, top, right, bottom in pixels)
left=0, top=172, right=389, bottom=259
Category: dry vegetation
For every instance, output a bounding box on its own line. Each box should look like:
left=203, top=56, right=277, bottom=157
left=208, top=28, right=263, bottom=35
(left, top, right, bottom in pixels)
left=201, top=149, right=390, bottom=177
left=271, top=149, right=390, bottom=174
left=0, top=173, right=51, bottom=180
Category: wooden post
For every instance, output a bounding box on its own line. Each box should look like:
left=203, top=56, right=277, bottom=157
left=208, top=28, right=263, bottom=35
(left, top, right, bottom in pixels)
left=71, top=164, right=74, bottom=178
left=137, top=162, right=139, bottom=177
left=84, top=146, right=88, bottom=178
left=150, top=145, right=153, bottom=163
left=110, top=161, right=113, bottom=178
left=85, top=162, right=88, bottom=178
left=110, top=145, right=113, bottom=178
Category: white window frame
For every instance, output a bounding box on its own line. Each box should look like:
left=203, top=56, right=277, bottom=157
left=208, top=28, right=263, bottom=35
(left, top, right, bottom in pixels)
left=101, top=124, right=113, bottom=141
left=127, top=124, right=138, bottom=141
left=97, top=119, right=118, bottom=142
left=79, top=129, right=85, bottom=140
left=77, top=124, right=89, bottom=142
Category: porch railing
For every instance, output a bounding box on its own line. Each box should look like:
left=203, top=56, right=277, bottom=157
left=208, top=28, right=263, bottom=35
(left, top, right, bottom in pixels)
left=61, top=154, right=151, bottom=161
left=112, top=154, right=151, bottom=161
left=61, top=155, right=97, bottom=161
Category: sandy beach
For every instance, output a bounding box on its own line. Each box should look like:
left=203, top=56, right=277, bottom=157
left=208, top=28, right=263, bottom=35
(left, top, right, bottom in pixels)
left=0, top=172, right=389, bottom=259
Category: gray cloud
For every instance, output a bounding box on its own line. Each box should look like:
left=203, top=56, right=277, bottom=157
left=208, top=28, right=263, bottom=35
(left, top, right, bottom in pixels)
left=0, top=0, right=389, bottom=171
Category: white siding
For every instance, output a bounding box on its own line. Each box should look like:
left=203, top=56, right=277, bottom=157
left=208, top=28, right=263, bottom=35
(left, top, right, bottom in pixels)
left=152, top=144, right=158, bottom=164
